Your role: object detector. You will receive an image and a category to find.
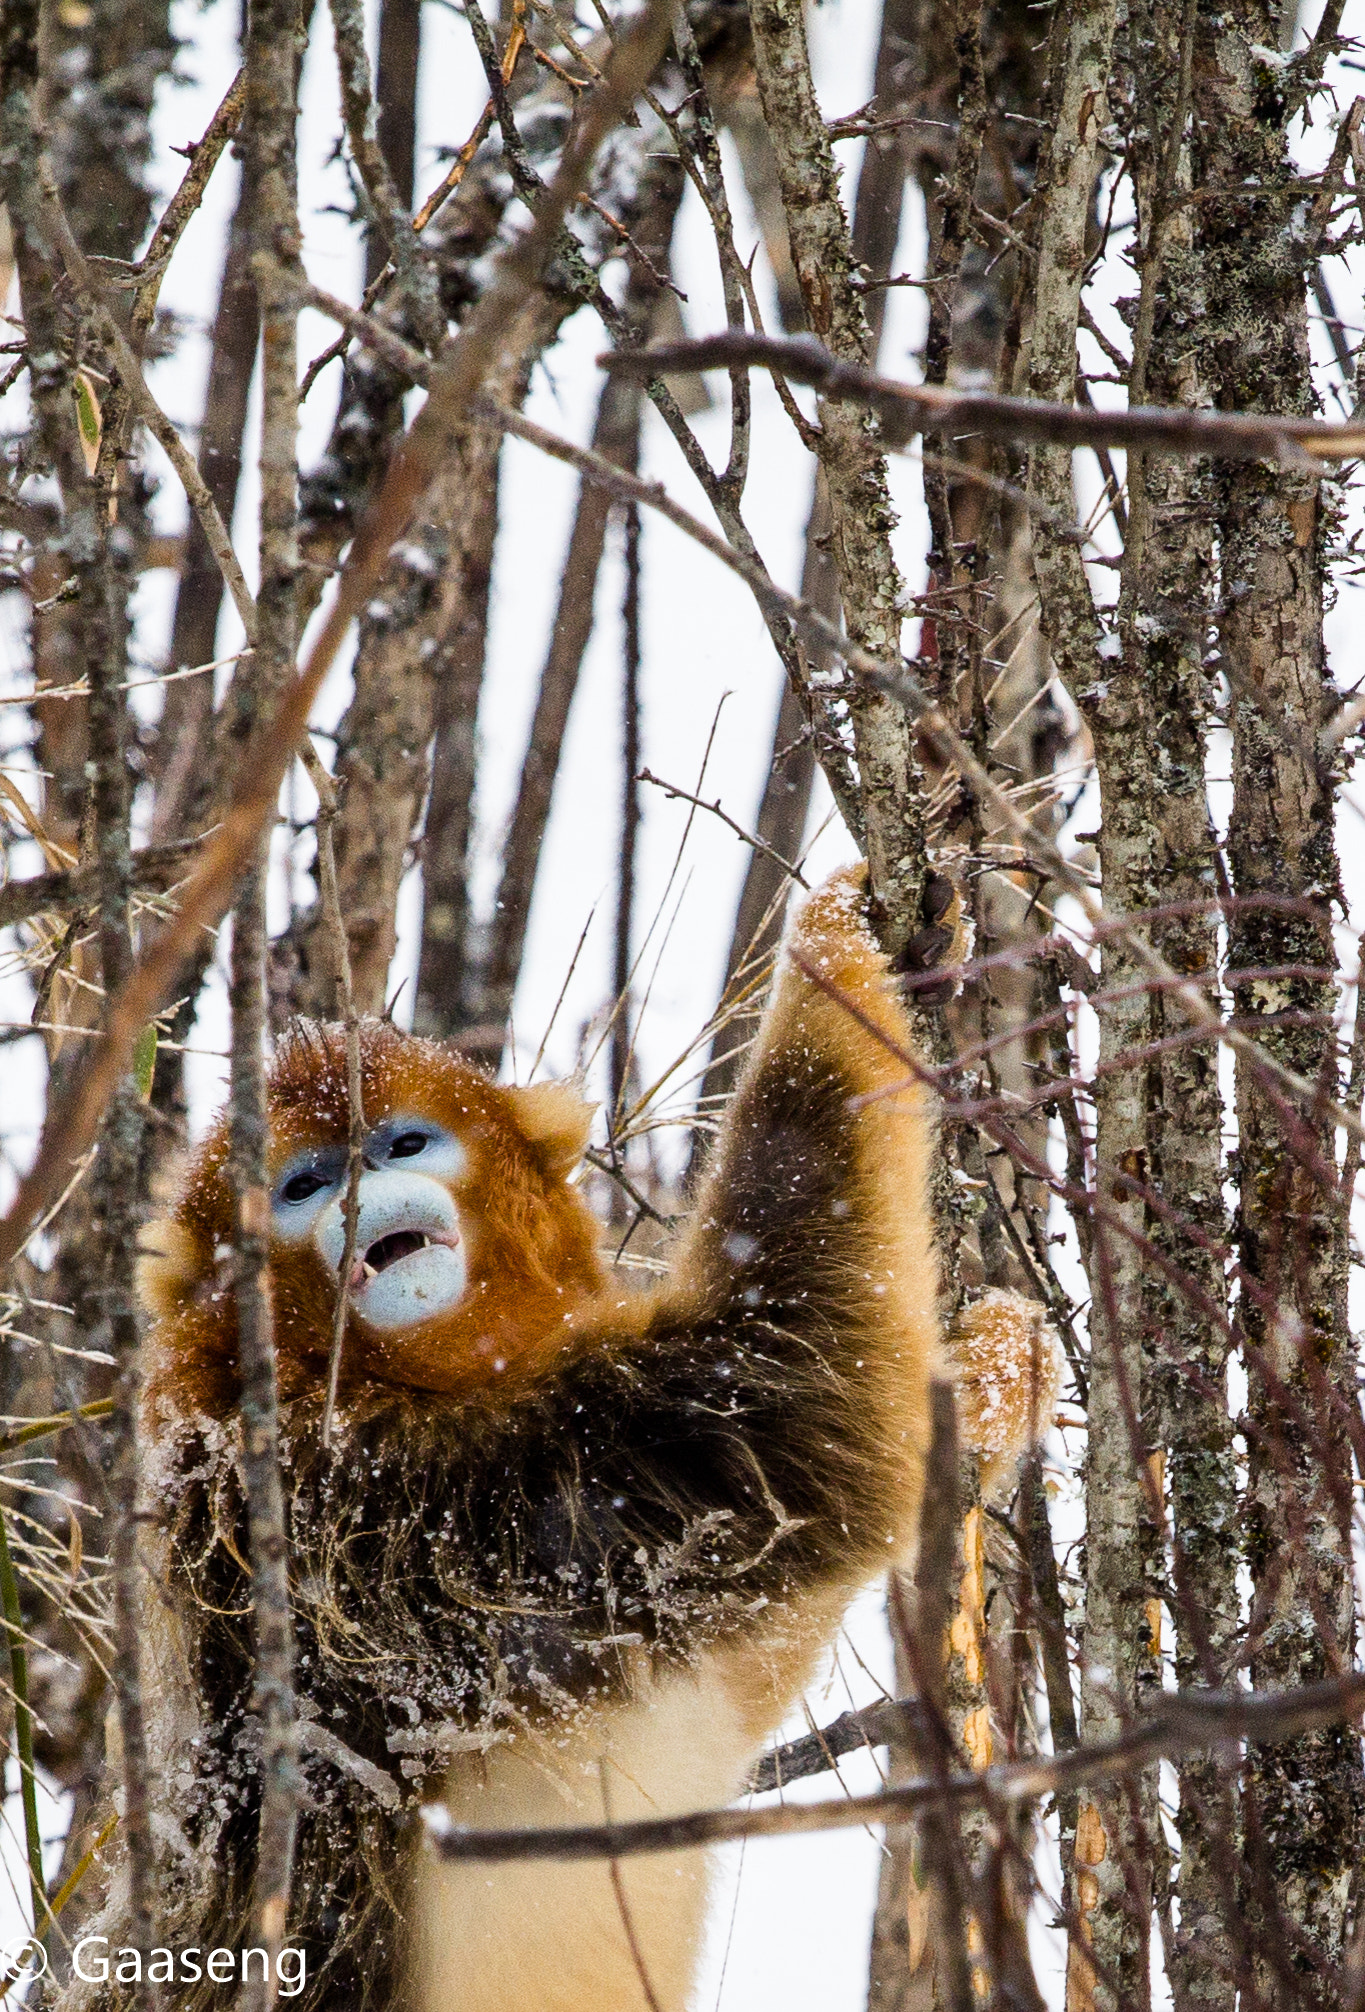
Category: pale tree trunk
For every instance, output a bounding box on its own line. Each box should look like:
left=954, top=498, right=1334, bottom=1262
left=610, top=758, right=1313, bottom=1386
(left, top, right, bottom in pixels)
left=230, top=0, right=306, bottom=1985
left=1022, top=0, right=1152, bottom=1999
left=748, top=0, right=928, bottom=946
left=700, top=0, right=913, bottom=1119
left=743, top=13, right=1029, bottom=2012
left=1065, top=670, right=1158, bottom=2012
left=1119, top=0, right=1238, bottom=2000
left=1194, top=0, right=1365, bottom=1986
left=0, top=0, right=176, bottom=1932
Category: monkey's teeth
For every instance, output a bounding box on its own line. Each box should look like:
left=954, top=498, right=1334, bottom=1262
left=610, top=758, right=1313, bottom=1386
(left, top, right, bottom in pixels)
left=348, top=1228, right=447, bottom=1292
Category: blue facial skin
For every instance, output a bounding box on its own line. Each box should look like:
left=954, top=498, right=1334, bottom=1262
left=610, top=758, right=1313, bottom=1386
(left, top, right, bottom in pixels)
left=270, top=1120, right=467, bottom=1241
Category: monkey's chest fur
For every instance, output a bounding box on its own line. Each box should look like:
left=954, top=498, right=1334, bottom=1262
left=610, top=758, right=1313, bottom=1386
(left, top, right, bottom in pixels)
left=129, top=1355, right=849, bottom=2012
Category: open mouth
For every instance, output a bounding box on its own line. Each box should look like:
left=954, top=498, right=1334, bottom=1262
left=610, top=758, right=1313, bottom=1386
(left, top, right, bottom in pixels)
left=316, top=1172, right=467, bottom=1329
left=350, top=1228, right=452, bottom=1289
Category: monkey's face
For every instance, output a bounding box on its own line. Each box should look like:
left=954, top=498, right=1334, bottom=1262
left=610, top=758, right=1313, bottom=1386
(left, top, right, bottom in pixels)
left=270, top=1115, right=471, bottom=1334
left=140, top=1022, right=607, bottom=1418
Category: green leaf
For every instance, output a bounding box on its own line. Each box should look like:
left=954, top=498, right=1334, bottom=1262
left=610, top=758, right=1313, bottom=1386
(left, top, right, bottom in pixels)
left=73, top=371, right=102, bottom=475
left=132, top=1023, right=158, bottom=1102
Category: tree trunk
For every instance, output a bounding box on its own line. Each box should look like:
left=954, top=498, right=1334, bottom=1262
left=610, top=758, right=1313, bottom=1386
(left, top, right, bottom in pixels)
left=1195, top=0, right=1365, bottom=1983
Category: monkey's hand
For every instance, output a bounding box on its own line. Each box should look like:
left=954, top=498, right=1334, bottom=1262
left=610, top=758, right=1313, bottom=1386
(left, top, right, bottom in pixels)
left=892, top=855, right=973, bottom=1006
left=784, top=857, right=970, bottom=1020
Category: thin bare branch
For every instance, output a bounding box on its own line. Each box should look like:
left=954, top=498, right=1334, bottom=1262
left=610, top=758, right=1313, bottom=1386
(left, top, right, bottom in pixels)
left=601, top=331, right=1365, bottom=461
left=304, top=742, right=365, bottom=1449
left=426, top=1674, right=1365, bottom=1865
left=129, top=64, right=247, bottom=346
left=638, top=768, right=808, bottom=887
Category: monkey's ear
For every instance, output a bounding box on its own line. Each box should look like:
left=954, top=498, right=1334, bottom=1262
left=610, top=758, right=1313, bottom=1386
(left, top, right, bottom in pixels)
left=137, top=1217, right=203, bottom=1319
left=504, top=1081, right=596, bottom=1181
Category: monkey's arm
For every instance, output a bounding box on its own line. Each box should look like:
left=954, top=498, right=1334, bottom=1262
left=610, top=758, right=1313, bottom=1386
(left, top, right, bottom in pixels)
left=534, top=868, right=947, bottom=1634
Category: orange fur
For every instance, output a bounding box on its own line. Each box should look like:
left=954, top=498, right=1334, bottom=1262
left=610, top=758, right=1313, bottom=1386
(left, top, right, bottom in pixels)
left=948, top=1288, right=1063, bottom=1501
left=140, top=1026, right=607, bottom=1423
left=88, top=866, right=1055, bottom=2012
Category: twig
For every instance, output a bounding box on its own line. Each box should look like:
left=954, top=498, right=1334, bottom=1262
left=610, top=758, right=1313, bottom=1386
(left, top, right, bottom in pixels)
left=581, top=1147, right=675, bottom=1229
left=599, top=331, right=1365, bottom=463
left=426, top=1672, right=1365, bottom=1864
left=325, top=0, right=442, bottom=345
left=293, top=278, right=431, bottom=382
left=0, top=1504, right=45, bottom=1933
left=607, top=1857, right=665, bottom=2012
left=297, top=14, right=523, bottom=400
left=0, top=647, right=249, bottom=709
left=665, top=3, right=749, bottom=498
left=637, top=768, right=808, bottom=887
left=610, top=501, right=643, bottom=1127
left=303, top=742, right=365, bottom=1448
left=600, top=1760, right=665, bottom=2012
left=1019, top=1455, right=1078, bottom=1849
left=130, top=66, right=247, bottom=347
left=0, top=839, right=203, bottom=931
left=826, top=105, right=952, bottom=142
left=747, top=1698, right=933, bottom=1794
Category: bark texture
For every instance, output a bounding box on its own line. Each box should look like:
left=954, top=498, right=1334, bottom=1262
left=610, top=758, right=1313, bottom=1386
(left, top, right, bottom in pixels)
left=1118, top=0, right=1239, bottom=1999
left=233, top=0, right=305, bottom=1972
left=748, top=0, right=929, bottom=944
left=1194, top=1, right=1365, bottom=1983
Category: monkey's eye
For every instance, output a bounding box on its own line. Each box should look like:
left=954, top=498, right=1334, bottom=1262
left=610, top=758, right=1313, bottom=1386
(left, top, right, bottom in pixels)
left=364, top=1117, right=466, bottom=1180
left=271, top=1149, right=347, bottom=1235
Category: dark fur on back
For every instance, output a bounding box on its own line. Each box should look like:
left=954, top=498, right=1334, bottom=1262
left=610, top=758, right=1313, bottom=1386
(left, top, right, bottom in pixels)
left=72, top=1030, right=915, bottom=2012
